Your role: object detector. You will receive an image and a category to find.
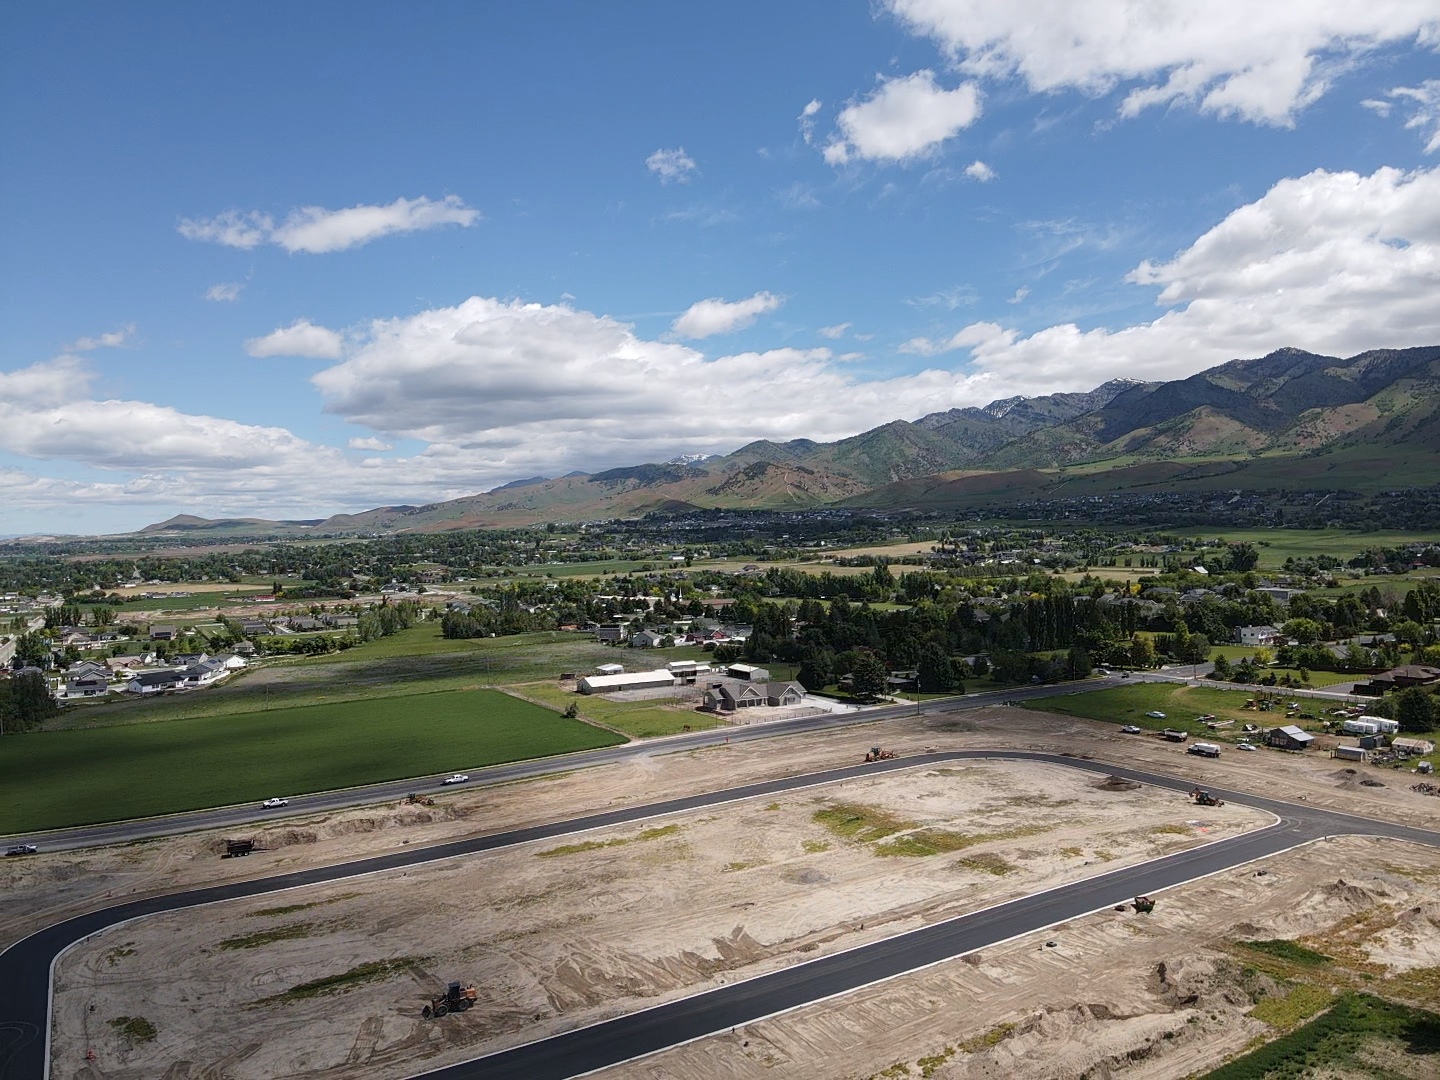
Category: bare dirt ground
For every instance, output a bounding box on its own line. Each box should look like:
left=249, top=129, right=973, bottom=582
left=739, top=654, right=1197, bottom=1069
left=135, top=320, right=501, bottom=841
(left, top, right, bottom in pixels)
left=51, top=760, right=1266, bottom=1079
left=606, top=836, right=1440, bottom=1080
left=14, top=703, right=1440, bottom=1078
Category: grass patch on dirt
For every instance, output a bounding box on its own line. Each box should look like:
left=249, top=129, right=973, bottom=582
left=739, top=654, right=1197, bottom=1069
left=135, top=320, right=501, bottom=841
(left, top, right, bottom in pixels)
left=1026, top=682, right=1280, bottom=737
left=103, top=944, right=135, bottom=966
left=959, top=1021, right=1016, bottom=1052
left=1239, top=939, right=1333, bottom=968
left=1208, top=992, right=1440, bottom=1077
left=0, top=688, right=623, bottom=833
left=250, top=893, right=359, bottom=918
left=107, top=1016, right=157, bottom=1043
left=219, top=922, right=319, bottom=950
left=801, top=838, right=831, bottom=854
left=874, top=824, right=1048, bottom=858
left=536, top=823, right=682, bottom=858
left=1151, top=824, right=1192, bottom=836
left=259, top=958, right=421, bottom=1004
left=1249, top=982, right=1334, bottom=1027
left=954, top=852, right=1017, bottom=876
left=813, top=802, right=914, bottom=843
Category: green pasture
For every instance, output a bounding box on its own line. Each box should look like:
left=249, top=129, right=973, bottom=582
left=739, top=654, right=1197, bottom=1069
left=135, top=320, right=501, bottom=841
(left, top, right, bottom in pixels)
left=1026, top=682, right=1331, bottom=739
left=0, top=688, right=622, bottom=833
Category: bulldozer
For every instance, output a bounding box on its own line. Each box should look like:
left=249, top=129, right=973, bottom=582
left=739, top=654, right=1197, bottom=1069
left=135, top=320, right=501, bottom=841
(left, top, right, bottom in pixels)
left=1189, top=787, right=1225, bottom=807
left=422, top=982, right=478, bottom=1019
left=403, top=793, right=436, bottom=807
left=864, top=746, right=895, bottom=762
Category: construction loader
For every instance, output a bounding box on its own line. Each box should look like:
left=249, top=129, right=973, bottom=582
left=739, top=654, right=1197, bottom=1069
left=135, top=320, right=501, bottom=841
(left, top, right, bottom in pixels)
left=864, top=746, right=895, bottom=762
left=422, top=982, right=478, bottom=1018
left=1189, top=787, right=1225, bottom=807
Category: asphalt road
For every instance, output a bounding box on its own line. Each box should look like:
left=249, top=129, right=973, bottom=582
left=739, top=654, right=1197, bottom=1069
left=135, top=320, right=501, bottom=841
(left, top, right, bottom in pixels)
left=6, top=748, right=1440, bottom=1080
left=2, top=677, right=1130, bottom=852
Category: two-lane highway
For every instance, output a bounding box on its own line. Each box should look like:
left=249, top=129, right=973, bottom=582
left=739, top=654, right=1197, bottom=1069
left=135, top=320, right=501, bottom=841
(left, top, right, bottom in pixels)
left=5, top=748, right=1440, bottom=1080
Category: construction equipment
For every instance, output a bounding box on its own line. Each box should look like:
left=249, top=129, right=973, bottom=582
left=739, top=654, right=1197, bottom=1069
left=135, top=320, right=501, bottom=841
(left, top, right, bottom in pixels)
left=403, top=793, right=436, bottom=807
left=1133, top=896, right=1155, bottom=913
left=422, top=982, right=478, bottom=1019
left=223, top=838, right=255, bottom=858
left=864, top=746, right=895, bottom=762
left=1189, top=787, right=1225, bottom=807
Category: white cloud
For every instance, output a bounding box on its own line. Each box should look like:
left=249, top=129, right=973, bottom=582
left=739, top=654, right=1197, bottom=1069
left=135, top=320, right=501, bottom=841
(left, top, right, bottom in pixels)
left=177, top=210, right=272, bottom=249
left=347, top=436, right=392, bottom=451
left=205, top=282, right=244, bottom=302
left=67, top=324, right=135, bottom=351
left=798, top=98, right=823, bottom=144
left=1389, top=79, right=1440, bottom=152
left=245, top=319, right=345, bottom=359
left=818, top=322, right=852, bottom=339
left=179, top=196, right=480, bottom=254
left=671, top=291, right=784, bottom=339
left=645, top=148, right=698, bottom=184
left=964, top=159, right=996, bottom=181
left=823, top=70, right=981, bottom=164
left=904, top=164, right=1440, bottom=393
left=889, top=0, right=1440, bottom=125
left=1007, top=287, right=1030, bottom=303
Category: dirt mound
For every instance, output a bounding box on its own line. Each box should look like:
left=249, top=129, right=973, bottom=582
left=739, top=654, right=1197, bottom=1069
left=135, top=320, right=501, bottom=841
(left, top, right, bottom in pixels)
left=1096, top=775, right=1142, bottom=791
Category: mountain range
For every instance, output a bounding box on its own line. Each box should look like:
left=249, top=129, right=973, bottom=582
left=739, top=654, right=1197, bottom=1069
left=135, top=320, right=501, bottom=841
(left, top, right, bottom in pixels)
left=138, top=345, right=1440, bottom=536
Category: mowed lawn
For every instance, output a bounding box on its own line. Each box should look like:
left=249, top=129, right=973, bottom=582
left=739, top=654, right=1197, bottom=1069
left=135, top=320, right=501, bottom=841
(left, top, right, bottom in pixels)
left=0, top=689, right=624, bottom=834
left=1028, top=682, right=1309, bottom=739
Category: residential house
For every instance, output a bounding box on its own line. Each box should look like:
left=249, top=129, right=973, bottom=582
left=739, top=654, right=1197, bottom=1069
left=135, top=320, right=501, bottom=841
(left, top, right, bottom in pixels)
left=1363, top=665, right=1440, bottom=693
left=1236, top=625, right=1282, bottom=647
left=125, top=670, right=185, bottom=694
left=64, top=673, right=110, bottom=698
left=629, top=629, right=665, bottom=649
left=239, top=620, right=270, bottom=637
left=149, top=625, right=178, bottom=641
left=701, top=678, right=804, bottom=712
left=594, top=624, right=628, bottom=644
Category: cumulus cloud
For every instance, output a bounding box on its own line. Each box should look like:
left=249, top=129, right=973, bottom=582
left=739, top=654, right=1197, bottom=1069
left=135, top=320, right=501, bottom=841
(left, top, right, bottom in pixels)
left=818, top=322, right=852, bottom=339
left=347, top=436, right=392, bottom=451
left=179, top=195, right=480, bottom=254
left=671, top=291, right=784, bottom=339
left=645, top=148, right=698, bottom=184
left=888, top=0, right=1440, bottom=125
left=1007, top=286, right=1030, bottom=303
left=965, top=159, right=996, bottom=181
left=205, top=282, right=244, bottom=302
left=824, top=70, right=981, bottom=164
left=245, top=319, right=345, bottom=359
left=67, top=324, right=135, bottom=351
left=903, top=164, right=1440, bottom=391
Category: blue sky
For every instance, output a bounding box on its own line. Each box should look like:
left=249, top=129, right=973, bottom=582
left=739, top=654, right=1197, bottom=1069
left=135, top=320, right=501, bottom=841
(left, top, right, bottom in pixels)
left=2, top=2, right=1439, bottom=534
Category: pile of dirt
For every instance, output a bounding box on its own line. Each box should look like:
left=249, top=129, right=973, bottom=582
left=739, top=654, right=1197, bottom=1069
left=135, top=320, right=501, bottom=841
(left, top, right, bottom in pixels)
left=1096, top=775, right=1142, bottom=792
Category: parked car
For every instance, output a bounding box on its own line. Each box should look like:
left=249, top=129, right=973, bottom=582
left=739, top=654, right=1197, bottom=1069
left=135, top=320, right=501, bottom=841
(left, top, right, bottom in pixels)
left=1236, top=742, right=1258, bottom=752
left=1120, top=725, right=1143, bottom=734
left=1145, top=711, right=1167, bottom=719
left=261, top=797, right=289, bottom=809
left=442, top=774, right=470, bottom=785
left=5, top=844, right=38, bottom=856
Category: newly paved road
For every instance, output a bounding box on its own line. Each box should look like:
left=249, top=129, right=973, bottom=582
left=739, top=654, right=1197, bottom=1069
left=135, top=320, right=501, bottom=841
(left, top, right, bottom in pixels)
left=0, top=677, right=1129, bottom=852
left=6, top=748, right=1440, bottom=1080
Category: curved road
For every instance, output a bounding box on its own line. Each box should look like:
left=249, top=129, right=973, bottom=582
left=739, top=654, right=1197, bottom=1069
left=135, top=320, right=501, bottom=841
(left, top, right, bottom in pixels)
left=2, top=677, right=1132, bottom=853
left=5, top=749, right=1440, bottom=1080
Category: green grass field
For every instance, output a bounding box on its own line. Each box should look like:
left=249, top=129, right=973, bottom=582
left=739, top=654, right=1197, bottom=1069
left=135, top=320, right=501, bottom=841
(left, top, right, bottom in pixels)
left=1027, top=682, right=1323, bottom=740
left=518, top=681, right=726, bottom=738
left=1175, top=528, right=1440, bottom=569
left=0, top=688, right=623, bottom=833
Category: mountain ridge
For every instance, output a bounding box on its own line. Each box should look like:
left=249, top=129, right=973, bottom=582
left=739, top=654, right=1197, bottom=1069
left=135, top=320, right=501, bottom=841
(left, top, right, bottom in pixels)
left=132, top=345, right=1440, bottom=536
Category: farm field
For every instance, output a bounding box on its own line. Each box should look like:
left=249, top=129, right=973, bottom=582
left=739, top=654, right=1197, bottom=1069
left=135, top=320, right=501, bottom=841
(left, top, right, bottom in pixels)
left=0, top=689, right=623, bottom=834
left=1177, top=528, right=1440, bottom=569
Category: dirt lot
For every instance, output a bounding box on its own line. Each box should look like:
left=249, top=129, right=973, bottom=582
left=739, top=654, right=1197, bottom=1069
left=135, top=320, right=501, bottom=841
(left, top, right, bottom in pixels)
left=606, top=836, right=1440, bottom=1080
left=52, top=760, right=1266, bottom=1079
left=14, top=704, right=1440, bottom=1078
